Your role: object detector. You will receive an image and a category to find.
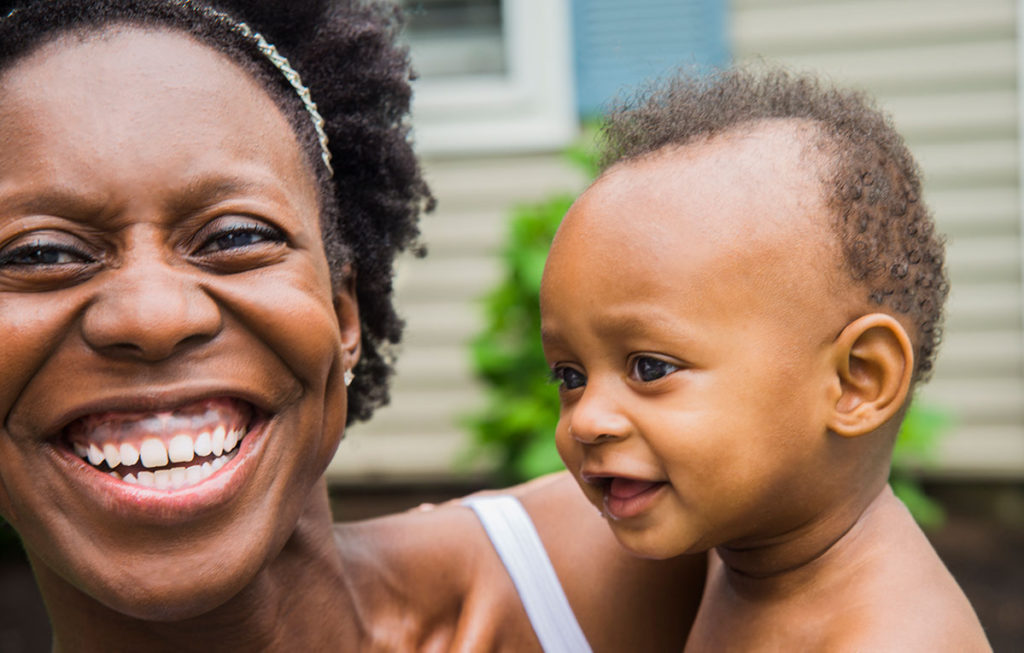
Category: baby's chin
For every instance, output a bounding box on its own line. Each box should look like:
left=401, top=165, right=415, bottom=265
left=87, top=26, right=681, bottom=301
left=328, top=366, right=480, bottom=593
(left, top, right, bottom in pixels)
left=603, top=514, right=707, bottom=561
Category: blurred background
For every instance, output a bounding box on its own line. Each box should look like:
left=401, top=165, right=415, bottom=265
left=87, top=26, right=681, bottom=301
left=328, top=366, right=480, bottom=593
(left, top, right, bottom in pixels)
left=329, top=0, right=1024, bottom=648
left=2, top=0, right=1022, bottom=650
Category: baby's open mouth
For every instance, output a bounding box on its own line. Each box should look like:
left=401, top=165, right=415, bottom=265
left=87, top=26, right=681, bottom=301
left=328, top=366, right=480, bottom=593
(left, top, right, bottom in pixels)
left=63, top=397, right=256, bottom=490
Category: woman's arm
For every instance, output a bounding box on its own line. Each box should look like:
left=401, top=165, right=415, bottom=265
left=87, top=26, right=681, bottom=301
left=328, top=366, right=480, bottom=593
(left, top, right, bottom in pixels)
left=515, top=472, right=705, bottom=652
left=337, top=471, right=705, bottom=652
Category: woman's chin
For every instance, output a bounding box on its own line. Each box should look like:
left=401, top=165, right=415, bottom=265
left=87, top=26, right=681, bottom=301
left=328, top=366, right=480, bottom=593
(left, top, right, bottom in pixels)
left=100, top=576, right=246, bottom=623
left=31, top=535, right=272, bottom=623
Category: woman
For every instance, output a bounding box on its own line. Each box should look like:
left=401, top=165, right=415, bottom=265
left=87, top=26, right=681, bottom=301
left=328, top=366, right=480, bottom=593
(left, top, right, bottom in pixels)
left=0, top=1, right=704, bottom=650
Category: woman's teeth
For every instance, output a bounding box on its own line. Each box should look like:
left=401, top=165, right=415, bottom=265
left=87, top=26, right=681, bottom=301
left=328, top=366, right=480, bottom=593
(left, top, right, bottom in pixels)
left=117, top=454, right=234, bottom=490
left=72, top=426, right=246, bottom=490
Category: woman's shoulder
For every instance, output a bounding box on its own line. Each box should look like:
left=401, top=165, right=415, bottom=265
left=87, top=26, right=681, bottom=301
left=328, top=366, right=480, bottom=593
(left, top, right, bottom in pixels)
left=333, top=494, right=542, bottom=651
left=516, top=473, right=707, bottom=651
left=333, top=472, right=706, bottom=651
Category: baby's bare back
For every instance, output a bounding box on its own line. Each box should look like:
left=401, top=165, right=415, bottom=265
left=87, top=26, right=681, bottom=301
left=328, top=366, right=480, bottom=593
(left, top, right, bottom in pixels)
left=685, top=487, right=990, bottom=652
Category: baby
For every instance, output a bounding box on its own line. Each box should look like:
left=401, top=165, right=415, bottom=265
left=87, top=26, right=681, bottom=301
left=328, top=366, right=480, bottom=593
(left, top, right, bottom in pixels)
left=539, top=68, right=990, bottom=651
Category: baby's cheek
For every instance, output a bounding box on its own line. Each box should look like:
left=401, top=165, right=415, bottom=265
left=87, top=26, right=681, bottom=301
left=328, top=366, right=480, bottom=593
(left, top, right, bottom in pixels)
left=553, top=419, right=577, bottom=465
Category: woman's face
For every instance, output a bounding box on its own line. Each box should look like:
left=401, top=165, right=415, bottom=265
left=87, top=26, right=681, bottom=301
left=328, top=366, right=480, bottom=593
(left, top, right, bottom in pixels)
left=0, top=27, right=358, bottom=618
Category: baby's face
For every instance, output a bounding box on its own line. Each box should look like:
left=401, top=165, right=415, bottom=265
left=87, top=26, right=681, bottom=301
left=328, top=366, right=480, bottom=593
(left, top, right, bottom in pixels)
left=540, top=125, right=858, bottom=559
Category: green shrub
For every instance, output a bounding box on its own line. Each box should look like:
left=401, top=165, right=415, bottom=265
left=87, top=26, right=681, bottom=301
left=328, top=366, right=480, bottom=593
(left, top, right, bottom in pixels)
left=891, top=403, right=950, bottom=528
left=465, top=192, right=571, bottom=482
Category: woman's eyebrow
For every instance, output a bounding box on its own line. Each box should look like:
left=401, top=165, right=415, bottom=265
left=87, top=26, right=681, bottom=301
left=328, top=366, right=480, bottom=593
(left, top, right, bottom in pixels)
left=166, top=175, right=295, bottom=214
left=0, top=178, right=297, bottom=224
left=175, top=176, right=270, bottom=202
left=0, top=187, right=108, bottom=217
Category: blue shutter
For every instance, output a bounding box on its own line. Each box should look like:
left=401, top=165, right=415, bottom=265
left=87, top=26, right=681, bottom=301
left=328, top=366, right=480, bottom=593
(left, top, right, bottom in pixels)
left=571, top=0, right=729, bottom=116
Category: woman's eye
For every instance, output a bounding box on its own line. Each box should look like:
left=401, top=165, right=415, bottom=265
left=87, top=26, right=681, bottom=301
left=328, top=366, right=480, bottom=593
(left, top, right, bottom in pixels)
left=0, top=241, right=93, bottom=268
left=551, top=366, right=587, bottom=390
left=196, top=222, right=285, bottom=255
left=630, top=356, right=679, bottom=382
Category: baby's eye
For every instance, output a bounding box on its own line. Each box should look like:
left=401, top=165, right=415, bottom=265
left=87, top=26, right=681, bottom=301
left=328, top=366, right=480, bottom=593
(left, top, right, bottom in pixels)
left=630, top=356, right=679, bottom=383
left=551, top=365, right=587, bottom=391
left=194, top=221, right=285, bottom=255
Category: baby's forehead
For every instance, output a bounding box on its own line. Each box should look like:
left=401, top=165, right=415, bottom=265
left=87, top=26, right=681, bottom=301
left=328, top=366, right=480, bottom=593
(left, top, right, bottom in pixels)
left=573, top=123, right=834, bottom=254
left=548, top=123, right=862, bottom=323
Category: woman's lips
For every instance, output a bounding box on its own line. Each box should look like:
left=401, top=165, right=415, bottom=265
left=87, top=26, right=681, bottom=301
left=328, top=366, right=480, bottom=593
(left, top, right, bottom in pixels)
left=61, top=397, right=260, bottom=492
left=600, top=477, right=667, bottom=520
left=50, top=413, right=271, bottom=526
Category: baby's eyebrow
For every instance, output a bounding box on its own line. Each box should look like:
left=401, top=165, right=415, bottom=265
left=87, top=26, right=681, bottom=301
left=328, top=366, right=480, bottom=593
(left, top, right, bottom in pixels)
left=539, top=328, right=561, bottom=347
left=594, top=314, right=654, bottom=338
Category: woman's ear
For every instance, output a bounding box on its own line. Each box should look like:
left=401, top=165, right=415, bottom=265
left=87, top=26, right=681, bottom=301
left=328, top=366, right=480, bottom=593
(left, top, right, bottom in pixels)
left=827, top=313, right=914, bottom=438
left=333, top=265, right=361, bottom=370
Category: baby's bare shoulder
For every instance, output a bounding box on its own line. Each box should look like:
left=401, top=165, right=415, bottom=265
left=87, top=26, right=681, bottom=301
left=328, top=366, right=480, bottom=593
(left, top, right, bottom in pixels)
left=829, top=546, right=990, bottom=651
left=811, top=501, right=990, bottom=651
left=839, top=503, right=989, bottom=650
left=692, top=491, right=989, bottom=652
left=823, top=586, right=989, bottom=652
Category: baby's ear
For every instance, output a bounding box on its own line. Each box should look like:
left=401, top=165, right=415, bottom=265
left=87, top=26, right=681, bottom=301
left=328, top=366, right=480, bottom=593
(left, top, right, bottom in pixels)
left=333, top=265, right=361, bottom=369
left=827, top=313, right=914, bottom=438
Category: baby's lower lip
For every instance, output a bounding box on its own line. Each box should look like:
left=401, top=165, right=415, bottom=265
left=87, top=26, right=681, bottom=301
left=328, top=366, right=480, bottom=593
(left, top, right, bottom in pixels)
left=602, top=478, right=667, bottom=520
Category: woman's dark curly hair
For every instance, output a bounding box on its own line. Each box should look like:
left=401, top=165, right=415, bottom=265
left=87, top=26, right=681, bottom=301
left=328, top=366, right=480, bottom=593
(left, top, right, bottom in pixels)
left=0, top=0, right=433, bottom=423
left=598, top=67, right=947, bottom=381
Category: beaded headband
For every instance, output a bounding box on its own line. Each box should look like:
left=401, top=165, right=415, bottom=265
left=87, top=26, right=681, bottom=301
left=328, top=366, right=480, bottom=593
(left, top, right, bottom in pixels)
left=197, top=4, right=334, bottom=176
left=2, top=2, right=335, bottom=176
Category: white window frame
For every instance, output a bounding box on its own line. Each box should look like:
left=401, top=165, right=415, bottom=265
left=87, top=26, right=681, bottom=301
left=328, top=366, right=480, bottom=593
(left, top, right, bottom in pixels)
left=409, top=0, right=577, bottom=154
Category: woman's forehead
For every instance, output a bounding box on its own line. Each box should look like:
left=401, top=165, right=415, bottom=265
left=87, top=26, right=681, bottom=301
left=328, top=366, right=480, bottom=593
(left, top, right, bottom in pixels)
left=5, top=26, right=273, bottom=121
left=0, top=26, right=318, bottom=219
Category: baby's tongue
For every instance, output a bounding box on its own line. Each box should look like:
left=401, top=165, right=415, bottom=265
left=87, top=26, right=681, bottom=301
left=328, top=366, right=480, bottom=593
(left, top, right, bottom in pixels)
left=608, top=478, right=660, bottom=500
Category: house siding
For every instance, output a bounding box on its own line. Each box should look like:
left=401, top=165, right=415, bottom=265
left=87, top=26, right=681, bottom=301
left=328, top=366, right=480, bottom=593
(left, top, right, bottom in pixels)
left=730, top=0, right=1023, bottom=476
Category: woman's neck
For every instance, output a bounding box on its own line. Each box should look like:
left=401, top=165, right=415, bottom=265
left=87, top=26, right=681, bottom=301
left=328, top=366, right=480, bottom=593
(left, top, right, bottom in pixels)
left=39, top=483, right=363, bottom=652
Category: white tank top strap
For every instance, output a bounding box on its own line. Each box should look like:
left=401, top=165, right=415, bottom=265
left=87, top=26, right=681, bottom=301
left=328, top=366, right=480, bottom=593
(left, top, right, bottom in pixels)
left=463, top=495, right=593, bottom=653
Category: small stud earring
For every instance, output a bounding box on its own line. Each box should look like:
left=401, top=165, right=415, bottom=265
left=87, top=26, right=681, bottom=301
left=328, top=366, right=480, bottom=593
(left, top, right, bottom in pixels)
left=344, top=369, right=355, bottom=387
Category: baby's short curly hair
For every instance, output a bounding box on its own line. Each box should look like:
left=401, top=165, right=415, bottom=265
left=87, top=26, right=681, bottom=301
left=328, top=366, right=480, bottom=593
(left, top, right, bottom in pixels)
left=0, top=0, right=433, bottom=422
left=598, top=67, right=947, bottom=381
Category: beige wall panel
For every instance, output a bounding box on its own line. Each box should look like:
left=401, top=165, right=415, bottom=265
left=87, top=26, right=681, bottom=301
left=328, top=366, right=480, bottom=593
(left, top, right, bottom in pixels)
left=732, top=0, right=1023, bottom=475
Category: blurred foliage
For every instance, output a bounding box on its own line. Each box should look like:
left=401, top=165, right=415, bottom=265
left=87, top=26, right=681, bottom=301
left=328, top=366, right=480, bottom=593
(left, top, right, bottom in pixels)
left=463, top=192, right=571, bottom=482
left=465, top=137, right=950, bottom=529
left=891, top=403, right=951, bottom=528
left=462, top=138, right=597, bottom=482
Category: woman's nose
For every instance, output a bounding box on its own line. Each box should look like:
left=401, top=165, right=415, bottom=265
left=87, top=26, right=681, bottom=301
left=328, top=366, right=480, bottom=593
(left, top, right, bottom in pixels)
left=567, top=382, right=632, bottom=445
left=81, top=257, right=222, bottom=362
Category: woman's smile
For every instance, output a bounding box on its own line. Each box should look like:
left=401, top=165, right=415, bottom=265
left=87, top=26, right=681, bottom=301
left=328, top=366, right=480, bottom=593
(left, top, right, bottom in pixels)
left=67, top=397, right=256, bottom=489
left=51, top=404, right=272, bottom=524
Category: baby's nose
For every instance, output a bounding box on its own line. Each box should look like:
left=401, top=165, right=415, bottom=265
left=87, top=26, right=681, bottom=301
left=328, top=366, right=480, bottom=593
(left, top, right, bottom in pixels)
left=567, top=384, right=632, bottom=444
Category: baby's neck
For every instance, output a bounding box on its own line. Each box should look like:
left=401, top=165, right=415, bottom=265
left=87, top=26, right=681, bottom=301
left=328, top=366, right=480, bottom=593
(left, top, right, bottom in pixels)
left=684, top=484, right=988, bottom=652
left=714, top=484, right=892, bottom=597
left=713, top=482, right=897, bottom=597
